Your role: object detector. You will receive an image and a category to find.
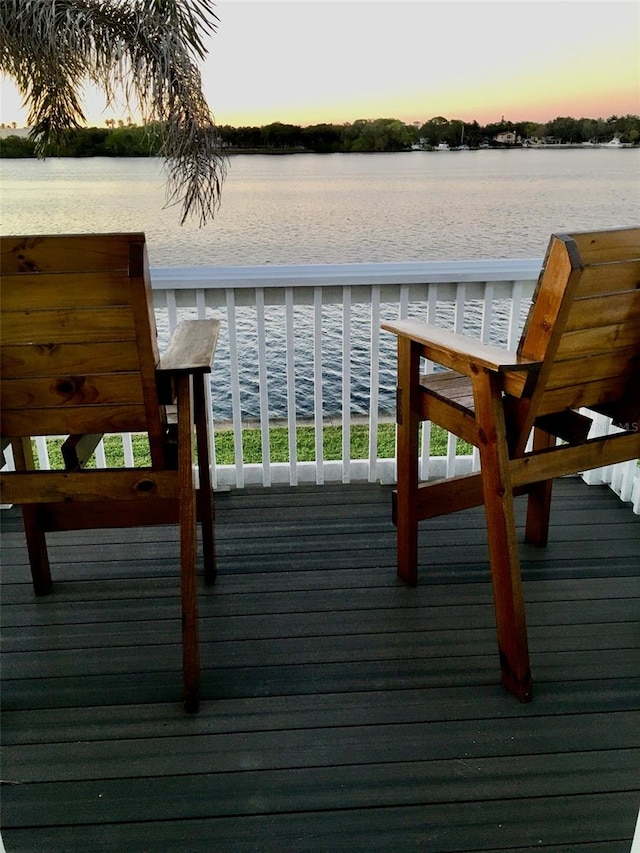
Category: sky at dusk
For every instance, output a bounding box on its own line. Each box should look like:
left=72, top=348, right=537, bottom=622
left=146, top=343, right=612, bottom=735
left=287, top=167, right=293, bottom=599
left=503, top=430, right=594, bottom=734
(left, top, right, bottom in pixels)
left=1, top=0, right=638, bottom=129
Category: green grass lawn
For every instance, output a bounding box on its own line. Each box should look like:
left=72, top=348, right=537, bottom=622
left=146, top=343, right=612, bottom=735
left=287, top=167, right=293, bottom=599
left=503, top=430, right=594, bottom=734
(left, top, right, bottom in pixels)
left=38, top=423, right=472, bottom=469
left=220, top=423, right=472, bottom=463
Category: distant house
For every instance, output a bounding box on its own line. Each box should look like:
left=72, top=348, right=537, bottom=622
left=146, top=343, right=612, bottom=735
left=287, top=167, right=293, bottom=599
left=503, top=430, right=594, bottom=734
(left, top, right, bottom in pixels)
left=494, top=131, right=518, bottom=145
left=411, top=137, right=430, bottom=150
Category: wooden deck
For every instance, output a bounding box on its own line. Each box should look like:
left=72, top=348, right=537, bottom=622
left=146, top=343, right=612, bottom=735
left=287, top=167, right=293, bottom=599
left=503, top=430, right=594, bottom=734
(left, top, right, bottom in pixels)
left=1, top=477, right=639, bottom=852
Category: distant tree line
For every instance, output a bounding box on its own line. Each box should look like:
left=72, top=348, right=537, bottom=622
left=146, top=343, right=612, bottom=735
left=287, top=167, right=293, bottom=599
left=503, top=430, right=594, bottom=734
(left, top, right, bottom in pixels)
left=0, top=123, right=162, bottom=157
left=1, top=113, right=638, bottom=158
left=222, top=114, right=640, bottom=150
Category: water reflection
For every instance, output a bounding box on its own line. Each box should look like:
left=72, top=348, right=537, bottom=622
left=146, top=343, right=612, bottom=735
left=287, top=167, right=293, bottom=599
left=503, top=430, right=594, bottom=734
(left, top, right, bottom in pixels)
left=3, top=150, right=638, bottom=267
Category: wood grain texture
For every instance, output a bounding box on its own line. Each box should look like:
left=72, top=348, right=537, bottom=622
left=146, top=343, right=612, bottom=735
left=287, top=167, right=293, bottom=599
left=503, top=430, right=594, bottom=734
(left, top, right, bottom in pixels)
left=158, top=319, right=220, bottom=375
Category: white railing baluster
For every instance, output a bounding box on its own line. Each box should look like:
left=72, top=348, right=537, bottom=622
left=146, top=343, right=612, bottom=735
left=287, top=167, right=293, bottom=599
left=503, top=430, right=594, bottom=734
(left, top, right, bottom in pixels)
left=342, top=285, right=352, bottom=484
left=616, top=459, right=634, bottom=502
left=481, top=281, right=494, bottom=344
left=225, top=288, right=244, bottom=489
left=507, top=282, right=523, bottom=351
left=36, top=437, right=50, bottom=470
left=313, top=287, right=324, bottom=485
left=426, top=283, right=438, bottom=325
left=94, top=440, right=107, bottom=468
left=123, top=433, right=134, bottom=467
left=632, top=466, right=640, bottom=514
left=368, top=285, right=381, bottom=483
left=255, top=288, right=271, bottom=487
left=399, top=283, right=409, bottom=319
left=285, top=287, right=298, bottom=486
left=196, top=288, right=207, bottom=318
left=166, top=289, right=179, bottom=334
left=446, top=431, right=457, bottom=477
left=454, top=282, right=466, bottom=332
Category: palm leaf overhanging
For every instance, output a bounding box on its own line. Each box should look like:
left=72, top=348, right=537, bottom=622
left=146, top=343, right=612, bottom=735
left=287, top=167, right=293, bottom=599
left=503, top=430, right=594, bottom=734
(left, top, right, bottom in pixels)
left=0, top=0, right=227, bottom=224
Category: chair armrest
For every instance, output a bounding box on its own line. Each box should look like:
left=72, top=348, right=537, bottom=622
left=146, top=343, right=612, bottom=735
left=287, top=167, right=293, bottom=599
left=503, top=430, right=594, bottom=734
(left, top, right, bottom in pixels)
left=158, top=319, right=220, bottom=376
left=381, top=318, right=539, bottom=376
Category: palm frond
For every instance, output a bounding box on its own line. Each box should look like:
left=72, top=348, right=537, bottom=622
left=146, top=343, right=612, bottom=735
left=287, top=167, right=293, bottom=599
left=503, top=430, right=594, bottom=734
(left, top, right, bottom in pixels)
left=0, top=0, right=226, bottom=225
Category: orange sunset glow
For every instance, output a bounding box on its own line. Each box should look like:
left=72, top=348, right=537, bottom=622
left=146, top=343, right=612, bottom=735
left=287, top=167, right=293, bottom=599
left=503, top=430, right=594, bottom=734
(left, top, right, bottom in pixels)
left=200, top=0, right=639, bottom=128
left=1, top=0, right=638, bottom=129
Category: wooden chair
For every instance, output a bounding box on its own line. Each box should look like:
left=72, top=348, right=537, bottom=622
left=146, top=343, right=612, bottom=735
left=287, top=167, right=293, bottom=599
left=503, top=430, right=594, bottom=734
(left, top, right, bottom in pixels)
left=0, top=233, right=220, bottom=712
left=382, top=226, right=640, bottom=702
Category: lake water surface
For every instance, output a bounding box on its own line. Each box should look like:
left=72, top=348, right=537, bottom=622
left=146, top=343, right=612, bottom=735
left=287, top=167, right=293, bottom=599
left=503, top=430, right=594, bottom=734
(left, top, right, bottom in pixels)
left=2, top=149, right=638, bottom=266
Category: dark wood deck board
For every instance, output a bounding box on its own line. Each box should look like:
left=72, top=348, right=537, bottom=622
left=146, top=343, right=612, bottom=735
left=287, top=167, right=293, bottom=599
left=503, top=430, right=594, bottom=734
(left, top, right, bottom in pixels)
left=1, top=794, right=638, bottom=853
left=1, top=477, right=639, bottom=852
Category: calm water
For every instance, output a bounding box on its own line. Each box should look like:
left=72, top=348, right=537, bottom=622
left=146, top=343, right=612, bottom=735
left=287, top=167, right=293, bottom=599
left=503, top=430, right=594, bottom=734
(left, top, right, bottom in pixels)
left=1, top=150, right=638, bottom=266
left=2, top=151, right=638, bottom=420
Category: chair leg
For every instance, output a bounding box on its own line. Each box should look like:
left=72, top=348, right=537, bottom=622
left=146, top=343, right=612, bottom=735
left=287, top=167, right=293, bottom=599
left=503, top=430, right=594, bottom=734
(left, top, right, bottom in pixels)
left=12, top=439, right=53, bottom=596
left=524, top=428, right=555, bottom=547
left=22, top=506, right=52, bottom=596
left=395, top=337, right=421, bottom=585
left=475, top=370, right=532, bottom=702
left=194, top=374, right=216, bottom=586
left=177, top=374, right=200, bottom=713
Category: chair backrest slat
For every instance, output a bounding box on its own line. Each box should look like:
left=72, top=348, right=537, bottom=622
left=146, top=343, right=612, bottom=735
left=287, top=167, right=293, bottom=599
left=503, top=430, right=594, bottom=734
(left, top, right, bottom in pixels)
left=513, top=226, right=640, bottom=443
left=575, top=259, right=640, bottom=296
left=1, top=270, right=136, bottom=311
left=569, top=227, right=640, bottom=263
left=0, top=233, right=166, bottom=466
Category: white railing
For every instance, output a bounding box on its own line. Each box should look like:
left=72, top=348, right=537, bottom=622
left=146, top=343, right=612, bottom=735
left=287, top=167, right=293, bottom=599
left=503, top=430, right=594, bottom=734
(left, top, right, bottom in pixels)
left=151, top=258, right=540, bottom=488
left=581, top=414, right=640, bottom=514
left=8, top=258, right=639, bottom=512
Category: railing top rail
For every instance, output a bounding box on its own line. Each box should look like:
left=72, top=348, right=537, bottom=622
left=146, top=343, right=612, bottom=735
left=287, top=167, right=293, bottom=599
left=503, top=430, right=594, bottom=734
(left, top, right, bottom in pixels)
left=151, top=258, right=544, bottom=290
